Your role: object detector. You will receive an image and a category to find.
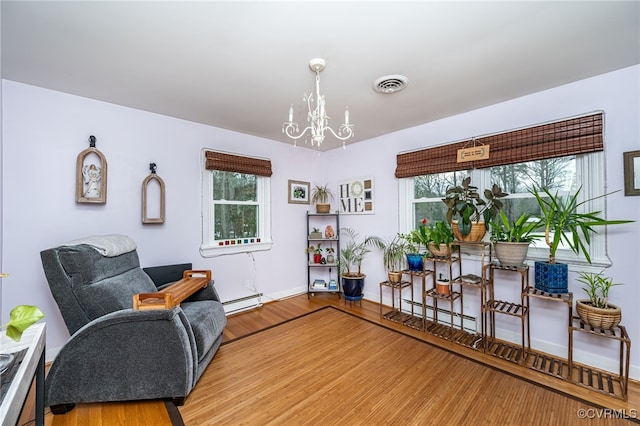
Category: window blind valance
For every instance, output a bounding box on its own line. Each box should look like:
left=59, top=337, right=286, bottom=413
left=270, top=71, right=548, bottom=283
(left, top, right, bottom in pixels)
left=205, top=150, right=273, bottom=177
left=395, top=112, right=604, bottom=178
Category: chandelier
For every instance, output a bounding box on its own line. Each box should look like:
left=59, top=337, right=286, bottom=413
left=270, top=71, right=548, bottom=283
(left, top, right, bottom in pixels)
left=282, top=58, right=354, bottom=149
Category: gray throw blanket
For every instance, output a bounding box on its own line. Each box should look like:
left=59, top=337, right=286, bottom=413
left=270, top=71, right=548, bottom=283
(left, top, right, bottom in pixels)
left=61, top=234, right=137, bottom=257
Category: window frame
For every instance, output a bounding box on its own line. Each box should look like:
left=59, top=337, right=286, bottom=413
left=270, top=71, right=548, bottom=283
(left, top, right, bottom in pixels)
left=399, top=151, right=611, bottom=270
left=200, top=155, right=273, bottom=258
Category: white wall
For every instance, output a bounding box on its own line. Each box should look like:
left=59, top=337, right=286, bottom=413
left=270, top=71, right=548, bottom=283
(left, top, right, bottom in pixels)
left=2, top=64, right=639, bottom=379
left=1, top=80, right=320, bottom=357
left=324, top=65, right=640, bottom=378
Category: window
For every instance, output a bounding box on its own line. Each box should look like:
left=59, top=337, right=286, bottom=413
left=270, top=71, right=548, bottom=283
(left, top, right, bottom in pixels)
left=201, top=150, right=272, bottom=257
left=398, top=112, right=611, bottom=268
left=400, top=152, right=609, bottom=267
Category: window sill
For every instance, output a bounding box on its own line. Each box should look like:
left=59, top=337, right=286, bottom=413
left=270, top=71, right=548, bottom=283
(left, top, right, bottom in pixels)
left=200, top=240, right=273, bottom=258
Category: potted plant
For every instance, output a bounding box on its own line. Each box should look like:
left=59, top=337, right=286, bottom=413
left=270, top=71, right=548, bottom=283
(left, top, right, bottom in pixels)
left=380, top=234, right=407, bottom=283
left=490, top=211, right=541, bottom=267
left=442, top=177, right=508, bottom=241
left=311, top=184, right=335, bottom=214
left=325, top=246, right=336, bottom=264
left=403, top=219, right=430, bottom=271
left=426, top=221, right=455, bottom=258
left=436, top=273, right=450, bottom=295
left=575, top=271, right=622, bottom=330
left=530, top=186, right=633, bottom=293
left=339, top=228, right=383, bottom=302
left=306, top=243, right=323, bottom=264
left=309, top=227, right=323, bottom=239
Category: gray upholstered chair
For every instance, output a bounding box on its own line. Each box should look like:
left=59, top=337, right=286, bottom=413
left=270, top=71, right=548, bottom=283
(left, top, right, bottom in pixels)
left=40, top=235, right=226, bottom=414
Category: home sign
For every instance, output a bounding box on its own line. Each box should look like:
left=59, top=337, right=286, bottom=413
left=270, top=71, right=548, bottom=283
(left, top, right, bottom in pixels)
left=338, top=177, right=374, bottom=215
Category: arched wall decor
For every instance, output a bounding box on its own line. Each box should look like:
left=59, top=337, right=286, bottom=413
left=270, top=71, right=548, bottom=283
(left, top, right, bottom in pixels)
left=75, top=135, right=107, bottom=204
left=142, top=163, right=166, bottom=224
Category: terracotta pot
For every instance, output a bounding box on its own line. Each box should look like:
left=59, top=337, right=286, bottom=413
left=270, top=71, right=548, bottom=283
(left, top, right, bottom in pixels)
left=313, top=253, right=322, bottom=263
left=436, top=280, right=450, bottom=295
left=576, top=300, right=621, bottom=330
left=452, top=221, right=486, bottom=242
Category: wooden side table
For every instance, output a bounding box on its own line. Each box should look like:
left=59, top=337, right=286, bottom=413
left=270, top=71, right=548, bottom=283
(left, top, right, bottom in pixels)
left=0, top=322, right=46, bottom=426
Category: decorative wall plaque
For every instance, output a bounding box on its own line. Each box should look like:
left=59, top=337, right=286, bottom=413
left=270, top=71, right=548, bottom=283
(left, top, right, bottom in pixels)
left=76, top=135, right=107, bottom=204
left=142, top=163, right=166, bottom=224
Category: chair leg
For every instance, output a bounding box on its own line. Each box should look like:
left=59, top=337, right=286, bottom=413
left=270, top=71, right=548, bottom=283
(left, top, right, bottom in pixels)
left=172, top=396, right=186, bottom=406
left=50, top=403, right=76, bottom=414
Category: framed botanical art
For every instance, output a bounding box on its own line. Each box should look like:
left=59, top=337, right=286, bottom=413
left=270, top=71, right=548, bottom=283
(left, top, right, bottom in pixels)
left=288, top=180, right=310, bottom=204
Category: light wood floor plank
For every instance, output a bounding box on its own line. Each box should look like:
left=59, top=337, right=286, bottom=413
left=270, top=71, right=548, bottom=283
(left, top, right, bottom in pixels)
left=27, top=294, right=639, bottom=425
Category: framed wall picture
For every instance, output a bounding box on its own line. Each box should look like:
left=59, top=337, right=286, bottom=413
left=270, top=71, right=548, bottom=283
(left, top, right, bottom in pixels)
left=338, top=177, right=374, bottom=214
left=623, top=150, right=640, bottom=196
left=288, top=180, right=310, bottom=204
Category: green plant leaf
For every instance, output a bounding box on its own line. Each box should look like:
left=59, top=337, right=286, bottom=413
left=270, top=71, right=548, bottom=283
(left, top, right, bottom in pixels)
left=5, top=305, right=44, bottom=342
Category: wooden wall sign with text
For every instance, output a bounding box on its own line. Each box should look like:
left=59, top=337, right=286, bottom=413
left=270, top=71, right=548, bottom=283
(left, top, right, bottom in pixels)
left=457, top=145, right=490, bottom=162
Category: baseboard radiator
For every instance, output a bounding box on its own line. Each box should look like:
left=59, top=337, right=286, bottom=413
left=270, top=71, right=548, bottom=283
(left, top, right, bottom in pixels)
left=222, top=293, right=263, bottom=314
left=402, top=298, right=477, bottom=333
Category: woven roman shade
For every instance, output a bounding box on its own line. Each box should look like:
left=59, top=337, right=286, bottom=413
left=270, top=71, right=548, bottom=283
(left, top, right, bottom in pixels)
left=395, top=112, right=604, bottom=178
left=205, top=150, right=272, bottom=177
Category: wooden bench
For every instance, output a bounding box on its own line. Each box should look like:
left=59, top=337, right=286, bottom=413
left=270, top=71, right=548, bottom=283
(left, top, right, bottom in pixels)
left=133, top=270, right=211, bottom=310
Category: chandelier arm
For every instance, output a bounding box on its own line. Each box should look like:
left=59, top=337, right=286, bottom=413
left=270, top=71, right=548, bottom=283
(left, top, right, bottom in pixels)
left=325, top=125, right=354, bottom=141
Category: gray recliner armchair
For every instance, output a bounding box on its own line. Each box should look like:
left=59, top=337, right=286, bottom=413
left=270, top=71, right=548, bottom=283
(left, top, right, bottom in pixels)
left=40, top=235, right=226, bottom=414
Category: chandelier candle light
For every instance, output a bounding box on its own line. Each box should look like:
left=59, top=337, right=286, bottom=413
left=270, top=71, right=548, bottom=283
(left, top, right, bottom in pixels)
left=282, top=58, right=354, bottom=149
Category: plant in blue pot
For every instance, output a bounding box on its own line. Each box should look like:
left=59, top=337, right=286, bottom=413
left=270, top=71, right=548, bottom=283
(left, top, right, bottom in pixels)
left=530, top=186, right=633, bottom=294
left=403, top=218, right=431, bottom=272
left=339, top=228, right=383, bottom=303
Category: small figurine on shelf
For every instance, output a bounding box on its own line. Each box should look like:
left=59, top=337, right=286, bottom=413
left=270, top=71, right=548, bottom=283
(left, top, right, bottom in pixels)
left=325, top=225, right=335, bottom=239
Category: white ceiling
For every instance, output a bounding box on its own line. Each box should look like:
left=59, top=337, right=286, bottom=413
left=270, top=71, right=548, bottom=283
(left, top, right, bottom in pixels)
left=2, top=1, right=639, bottom=151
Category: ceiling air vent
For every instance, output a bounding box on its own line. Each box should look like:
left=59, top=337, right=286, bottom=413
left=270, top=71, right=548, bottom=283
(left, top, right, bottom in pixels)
left=373, top=74, right=408, bottom=94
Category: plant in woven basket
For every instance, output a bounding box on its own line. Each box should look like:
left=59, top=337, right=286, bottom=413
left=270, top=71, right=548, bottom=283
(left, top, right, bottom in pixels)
left=442, top=177, right=508, bottom=238
left=575, top=271, right=622, bottom=329
left=311, top=184, right=334, bottom=213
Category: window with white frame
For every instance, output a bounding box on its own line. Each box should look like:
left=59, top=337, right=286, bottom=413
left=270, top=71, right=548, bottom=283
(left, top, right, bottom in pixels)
left=201, top=150, right=272, bottom=257
left=397, top=112, right=611, bottom=268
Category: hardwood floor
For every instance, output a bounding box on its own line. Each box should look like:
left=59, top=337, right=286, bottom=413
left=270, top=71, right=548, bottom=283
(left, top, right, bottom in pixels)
left=19, top=294, right=639, bottom=425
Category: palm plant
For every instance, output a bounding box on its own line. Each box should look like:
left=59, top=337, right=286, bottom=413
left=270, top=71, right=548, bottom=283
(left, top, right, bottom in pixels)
left=339, top=228, right=383, bottom=277
left=530, top=186, right=633, bottom=263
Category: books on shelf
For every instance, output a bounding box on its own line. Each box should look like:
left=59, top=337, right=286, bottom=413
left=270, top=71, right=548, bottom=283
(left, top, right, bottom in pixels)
left=312, top=279, right=327, bottom=288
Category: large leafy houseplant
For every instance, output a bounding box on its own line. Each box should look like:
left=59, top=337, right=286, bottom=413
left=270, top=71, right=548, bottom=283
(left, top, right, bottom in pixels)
left=442, top=177, right=508, bottom=238
left=530, top=186, right=633, bottom=293
left=530, top=186, right=632, bottom=264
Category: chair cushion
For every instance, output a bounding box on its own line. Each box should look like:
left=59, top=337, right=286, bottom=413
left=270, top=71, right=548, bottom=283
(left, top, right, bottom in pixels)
left=58, top=245, right=141, bottom=285
left=180, top=300, right=226, bottom=362
left=73, top=267, right=157, bottom=320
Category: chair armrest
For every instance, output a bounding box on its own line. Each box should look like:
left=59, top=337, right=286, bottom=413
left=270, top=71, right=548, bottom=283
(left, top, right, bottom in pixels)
left=45, top=307, right=198, bottom=406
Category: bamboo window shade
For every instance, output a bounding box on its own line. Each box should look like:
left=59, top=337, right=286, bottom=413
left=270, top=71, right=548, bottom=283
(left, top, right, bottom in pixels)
left=205, top=150, right=273, bottom=177
left=395, top=112, right=604, bottom=178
